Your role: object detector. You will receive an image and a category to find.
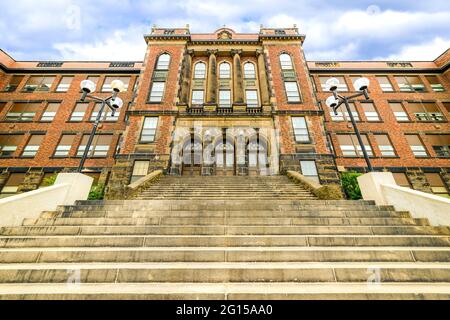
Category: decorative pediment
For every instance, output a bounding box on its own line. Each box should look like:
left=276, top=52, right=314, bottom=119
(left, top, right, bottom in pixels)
left=218, top=30, right=232, bottom=40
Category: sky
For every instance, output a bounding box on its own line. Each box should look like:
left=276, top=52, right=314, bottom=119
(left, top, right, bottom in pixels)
left=0, top=0, right=449, bottom=62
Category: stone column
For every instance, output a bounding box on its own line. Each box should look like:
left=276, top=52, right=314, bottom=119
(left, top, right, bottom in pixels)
left=256, top=49, right=271, bottom=108
left=179, top=49, right=194, bottom=107
left=231, top=49, right=245, bottom=108
left=205, top=49, right=218, bottom=109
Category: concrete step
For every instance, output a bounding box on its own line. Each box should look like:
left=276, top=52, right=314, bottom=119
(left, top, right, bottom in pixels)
left=0, top=247, right=449, bottom=263
left=1, top=235, right=449, bottom=248
left=0, top=282, right=448, bottom=300
left=0, top=262, right=449, bottom=283
left=22, top=217, right=428, bottom=227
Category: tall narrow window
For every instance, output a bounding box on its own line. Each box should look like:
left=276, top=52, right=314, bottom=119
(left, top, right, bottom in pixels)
left=3, top=75, right=24, bottom=92
left=376, top=76, right=393, bottom=92
left=90, top=102, right=119, bottom=122
left=77, top=134, right=113, bottom=157
left=40, top=102, right=60, bottom=122
left=427, top=135, right=450, bottom=158
left=279, top=54, right=293, bottom=70
left=389, top=102, right=409, bottom=122
left=405, top=135, right=428, bottom=157
left=191, top=90, right=204, bottom=105
left=219, top=90, right=231, bottom=108
left=425, top=75, right=445, bottom=92
left=319, top=76, right=347, bottom=92
left=374, top=134, right=396, bottom=157
left=219, top=63, right=231, bottom=79
left=148, top=82, right=165, bottom=102
left=361, top=102, right=380, bottom=121
left=156, top=54, right=171, bottom=70
left=292, top=117, right=310, bottom=143
left=22, top=135, right=44, bottom=157
left=140, top=117, right=158, bottom=143
left=54, top=134, right=75, bottom=157
left=102, top=76, right=130, bottom=92
left=245, top=90, right=259, bottom=107
left=395, top=76, right=425, bottom=92
left=131, top=161, right=150, bottom=183
left=284, top=82, right=301, bottom=102
left=330, top=102, right=359, bottom=122
left=23, top=76, right=55, bottom=92
left=70, top=103, right=88, bottom=122
left=194, top=62, right=206, bottom=79
left=337, top=134, right=373, bottom=157
left=0, top=135, right=22, bottom=157
left=244, top=63, right=256, bottom=79
left=300, top=160, right=319, bottom=184
left=55, top=76, right=73, bottom=92
left=425, top=173, right=448, bottom=194
left=6, top=102, right=41, bottom=121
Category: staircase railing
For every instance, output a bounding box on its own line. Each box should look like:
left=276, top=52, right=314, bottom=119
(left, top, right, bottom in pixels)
left=125, top=170, right=163, bottom=199
left=287, top=171, right=344, bottom=200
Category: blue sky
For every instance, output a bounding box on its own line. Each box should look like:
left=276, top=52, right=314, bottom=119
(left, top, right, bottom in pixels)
left=1, top=0, right=449, bottom=61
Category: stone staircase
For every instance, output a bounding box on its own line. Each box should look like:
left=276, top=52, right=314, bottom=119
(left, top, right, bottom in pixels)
left=0, top=175, right=449, bottom=299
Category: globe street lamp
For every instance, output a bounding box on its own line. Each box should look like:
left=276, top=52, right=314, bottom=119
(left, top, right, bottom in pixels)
left=77, top=79, right=125, bottom=173
left=325, top=77, right=374, bottom=172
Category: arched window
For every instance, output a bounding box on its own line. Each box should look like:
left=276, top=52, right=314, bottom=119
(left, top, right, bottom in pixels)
left=156, top=53, right=170, bottom=70
left=280, top=53, right=293, bottom=70
left=244, top=63, right=256, bottom=79
left=194, top=62, right=206, bottom=79
left=219, top=63, right=231, bottom=79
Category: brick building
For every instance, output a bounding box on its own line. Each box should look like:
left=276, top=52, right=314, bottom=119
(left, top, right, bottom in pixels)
left=0, top=26, right=449, bottom=199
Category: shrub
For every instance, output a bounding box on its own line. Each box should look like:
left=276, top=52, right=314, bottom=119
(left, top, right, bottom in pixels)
left=88, top=184, right=105, bottom=200
left=341, top=172, right=363, bottom=200
left=41, top=173, right=58, bottom=187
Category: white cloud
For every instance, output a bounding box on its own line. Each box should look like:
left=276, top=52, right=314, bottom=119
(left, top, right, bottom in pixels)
left=374, top=37, right=450, bottom=61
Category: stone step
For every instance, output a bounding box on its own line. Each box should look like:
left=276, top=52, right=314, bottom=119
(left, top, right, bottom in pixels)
left=1, top=225, right=448, bottom=236
left=0, top=247, right=449, bottom=263
left=51, top=210, right=412, bottom=219
left=76, top=200, right=377, bottom=206
left=22, top=217, right=428, bottom=227
left=1, top=235, right=449, bottom=248
left=0, top=282, right=448, bottom=300
left=0, top=262, right=449, bottom=283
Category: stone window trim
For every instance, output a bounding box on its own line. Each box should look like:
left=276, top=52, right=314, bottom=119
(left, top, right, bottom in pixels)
left=155, top=53, right=171, bottom=71
left=291, top=116, right=311, bottom=144
left=147, top=81, right=166, bottom=104
left=139, top=117, right=159, bottom=144
left=243, top=61, right=256, bottom=79
left=279, top=52, right=294, bottom=71
left=284, top=81, right=302, bottom=104
left=193, top=61, right=207, bottom=79
left=219, top=62, right=232, bottom=79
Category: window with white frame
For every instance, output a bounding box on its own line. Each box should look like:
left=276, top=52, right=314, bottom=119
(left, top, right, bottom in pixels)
left=330, top=102, right=360, bottom=122
left=374, top=134, right=396, bottom=157
left=319, top=76, right=348, bottom=92
left=40, top=102, right=60, bottom=122
left=284, top=82, right=301, bottom=102
left=70, top=103, right=88, bottom=122
left=361, top=102, right=380, bottom=121
left=194, top=62, right=206, bottom=79
left=22, top=135, right=44, bottom=157
left=90, top=103, right=119, bottom=122
left=191, top=90, right=204, bottom=105
left=291, top=117, right=310, bottom=143
left=389, top=102, right=409, bottom=122
left=219, top=90, right=231, bottom=108
left=156, top=54, right=171, bottom=70
left=148, top=82, right=165, bottom=102
left=244, top=63, right=256, bottom=79
left=54, top=134, right=75, bottom=157
left=300, top=160, right=319, bottom=184
left=102, top=76, right=130, bottom=92
left=405, top=135, right=428, bottom=157
left=0, top=135, right=22, bottom=157
left=140, top=117, right=158, bottom=143
left=245, top=90, right=258, bottom=107
left=77, top=134, right=113, bottom=157
left=219, top=63, right=231, bottom=79
left=337, top=134, right=373, bottom=157
left=55, top=76, right=73, bottom=92
left=376, top=76, right=394, bottom=92
left=279, top=54, right=293, bottom=70
left=130, top=161, right=150, bottom=183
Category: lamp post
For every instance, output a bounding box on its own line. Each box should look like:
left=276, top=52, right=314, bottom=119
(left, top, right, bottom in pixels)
left=325, top=77, right=374, bottom=172
left=77, top=79, right=125, bottom=173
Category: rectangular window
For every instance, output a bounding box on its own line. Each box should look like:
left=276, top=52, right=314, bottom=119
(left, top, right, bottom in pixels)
left=337, top=134, right=373, bottom=157
left=40, top=102, right=60, bottom=122
left=374, top=134, right=396, bottom=157
left=3, top=75, right=24, bottom=92
left=425, top=75, right=445, bottom=92
left=90, top=103, right=119, bottom=122
left=245, top=90, right=259, bottom=107
left=361, top=102, right=380, bottom=121
left=148, top=82, right=165, bottom=102
left=0, top=135, right=22, bottom=157
left=219, top=90, right=231, bottom=108
left=77, top=134, right=113, bottom=157
left=427, top=135, right=450, bottom=158
left=54, top=134, right=75, bottom=157
left=70, top=103, right=88, bottom=122
left=291, top=117, right=310, bottom=143
left=84, top=76, right=100, bottom=92
left=408, top=102, right=444, bottom=121
left=389, top=102, right=409, bottom=122
left=22, top=135, right=44, bottom=157
left=284, top=82, right=301, bottom=102
left=376, top=76, right=394, bottom=92
left=191, top=90, right=204, bottom=105
left=405, top=135, right=428, bottom=157
left=300, top=161, right=320, bottom=184
left=395, top=76, right=425, bottom=92
left=140, top=117, right=158, bottom=143
left=23, top=76, right=55, bottom=92
left=393, top=173, right=411, bottom=188
left=1, top=173, right=26, bottom=197
left=425, top=173, right=448, bottom=194
left=330, top=102, right=359, bottom=122
left=55, top=76, right=73, bottom=92
left=319, top=76, right=348, bottom=92
left=130, top=161, right=150, bottom=184
left=6, top=102, right=41, bottom=121
left=102, top=76, right=130, bottom=92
